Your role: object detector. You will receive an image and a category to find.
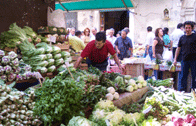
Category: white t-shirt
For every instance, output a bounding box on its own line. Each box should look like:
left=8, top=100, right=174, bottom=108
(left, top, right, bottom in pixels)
left=170, top=29, right=184, bottom=48
left=90, top=35, right=95, bottom=41
left=145, top=32, right=155, bottom=46
left=106, top=36, right=116, bottom=46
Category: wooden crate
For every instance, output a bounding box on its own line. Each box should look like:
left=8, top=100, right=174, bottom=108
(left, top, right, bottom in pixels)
left=125, top=63, right=144, bottom=77
left=80, top=63, right=88, bottom=70
left=4, top=47, right=17, bottom=54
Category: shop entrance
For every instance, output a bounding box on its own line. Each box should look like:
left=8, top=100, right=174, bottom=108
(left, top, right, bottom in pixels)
left=100, top=11, right=129, bottom=35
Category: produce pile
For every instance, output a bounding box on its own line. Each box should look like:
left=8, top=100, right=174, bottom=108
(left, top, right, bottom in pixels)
left=0, top=50, right=36, bottom=82
left=20, top=41, right=72, bottom=74
left=38, top=26, right=67, bottom=35
left=0, top=23, right=49, bottom=49
left=0, top=80, right=42, bottom=125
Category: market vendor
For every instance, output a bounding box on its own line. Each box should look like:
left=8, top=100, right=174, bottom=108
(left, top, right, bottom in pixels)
left=74, top=32, right=125, bottom=72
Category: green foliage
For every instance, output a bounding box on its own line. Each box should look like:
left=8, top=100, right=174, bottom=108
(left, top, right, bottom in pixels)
left=88, top=66, right=102, bottom=76
left=121, top=103, right=144, bottom=113
left=33, top=76, right=86, bottom=125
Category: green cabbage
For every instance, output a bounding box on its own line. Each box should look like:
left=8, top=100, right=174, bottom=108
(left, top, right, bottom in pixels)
left=47, top=65, right=56, bottom=73
left=52, top=46, right=61, bottom=54
left=61, top=51, right=70, bottom=58
left=34, top=48, right=45, bottom=55
left=30, top=54, right=46, bottom=62
left=67, top=116, right=98, bottom=126
left=46, top=54, right=53, bottom=60
left=47, top=59, right=55, bottom=66
left=31, top=61, right=48, bottom=67
left=54, top=53, right=62, bottom=59
left=55, top=58, right=64, bottom=66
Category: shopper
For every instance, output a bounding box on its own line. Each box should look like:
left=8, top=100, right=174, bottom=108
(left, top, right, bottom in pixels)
left=170, top=23, right=184, bottom=60
left=69, top=27, right=75, bottom=36
left=174, top=21, right=196, bottom=91
left=163, top=27, right=172, bottom=50
left=74, top=32, right=125, bottom=72
left=106, top=28, right=116, bottom=47
left=82, top=27, right=91, bottom=45
left=90, top=27, right=97, bottom=41
left=115, top=29, right=133, bottom=60
left=69, top=31, right=86, bottom=53
left=144, top=26, right=155, bottom=60
left=116, top=31, right=121, bottom=38
left=152, top=28, right=164, bottom=80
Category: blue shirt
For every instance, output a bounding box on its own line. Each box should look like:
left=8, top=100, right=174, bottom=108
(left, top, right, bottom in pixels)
left=115, top=36, right=133, bottom=60
left=163, top=34, right=170, bottom=45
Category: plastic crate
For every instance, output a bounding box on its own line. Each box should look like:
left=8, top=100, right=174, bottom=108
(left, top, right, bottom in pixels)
left=125, top=63, right=144, bottom=77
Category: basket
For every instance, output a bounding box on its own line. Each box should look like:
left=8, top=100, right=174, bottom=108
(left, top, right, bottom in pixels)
left=125, top=63, right=144, bottom=77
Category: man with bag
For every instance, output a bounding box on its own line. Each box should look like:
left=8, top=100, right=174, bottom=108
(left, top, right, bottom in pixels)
left=174, top=21, right=196, bottom=91
left=115, top=30, right=133, bottom=60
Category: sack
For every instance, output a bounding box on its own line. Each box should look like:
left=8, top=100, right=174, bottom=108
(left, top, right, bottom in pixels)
left=163, top=48, right=173, bottom=61
left=146, top=54, right=151, bottom=63
left=47, top=7, right=66, bottom=28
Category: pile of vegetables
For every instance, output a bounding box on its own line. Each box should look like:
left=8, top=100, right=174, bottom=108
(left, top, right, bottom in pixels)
left=0, top=80, right=42, bottom=125
left=147, top=78, right=174, bottom=87
left=0, top=23, right=49, bottom=49
left=38, top=26, right=67, bottom=35
left=20, top=41, right=72, bottom=74
left=0, top=50, right=37, bottom=82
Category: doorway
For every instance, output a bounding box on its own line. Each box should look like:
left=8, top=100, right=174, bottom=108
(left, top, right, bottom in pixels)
left=101, top=11, right=129, bottom=35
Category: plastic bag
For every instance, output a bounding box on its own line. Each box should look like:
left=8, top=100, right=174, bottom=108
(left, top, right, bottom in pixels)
left=47, top=7, right=66, bottom=28
left=146, top=54, right=151, bottom=63
left=163, top=48, right=173, bottom=61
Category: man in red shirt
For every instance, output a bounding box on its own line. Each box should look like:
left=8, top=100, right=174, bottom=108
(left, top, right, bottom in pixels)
left=74, top=32, right=125, bottom=72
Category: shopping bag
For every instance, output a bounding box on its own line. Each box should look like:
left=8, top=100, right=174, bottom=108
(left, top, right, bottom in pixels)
left=47, top=7, right=66, bottom=28
left=146, top=54, right=151, bottom=63
left=163, top=48, right=173, bottom=61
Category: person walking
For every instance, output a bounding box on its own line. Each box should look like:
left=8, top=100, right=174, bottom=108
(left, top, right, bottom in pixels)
left=144, top=26, right=155, bottom=60
left=115, top=29, right=133, bottom=60
left=174, top=21, right=196, bottom=92
left=152, top=28, right=164, bottom=80
left=106, top=28, right=116, bottom=47
left=82, top=28, right=91, bottom=45
left=170, top=23, right=184, bottom=60
left=74, top=32, right=125, bottom=72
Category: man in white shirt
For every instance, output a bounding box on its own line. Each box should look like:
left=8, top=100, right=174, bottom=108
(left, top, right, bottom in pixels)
left=170, top=23, right=184, bottom=61
left=90, top=27, right=97, bottom=41
left=106, top=28, right=116, bottom=47
left=145, top=26, right=155, bottom=60
left=69, top=27, right=75, bottom=36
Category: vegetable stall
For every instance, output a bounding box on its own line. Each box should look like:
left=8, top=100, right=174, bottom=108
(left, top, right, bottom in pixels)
left=0, top=18, right=195, bottom=126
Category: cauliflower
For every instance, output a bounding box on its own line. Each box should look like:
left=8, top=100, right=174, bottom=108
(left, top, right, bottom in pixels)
left=126, top=85, right=134, bottom=92
left=105, top=109, right=125, bottom=126
left=134, top=84, right=138, bottom=90
left=107, top=87, right=115, bottom=94
left=106, top=93, right=114, bottom=101
left=113, top=92, right=119, bottom=100
left=95, top=100, right=117, bottom=112
left=128, top=79, right=136, bottom=85
left=138, top=75, right=144, bottom=81
left=142, top=80, right=147, bottom=87
left=137, top=83, right=143, bottom=89
left=92, top=109, right=106, bottom=120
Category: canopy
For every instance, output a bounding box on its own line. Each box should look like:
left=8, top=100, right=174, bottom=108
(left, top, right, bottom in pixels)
left=55, top=0, right=134, bottom=11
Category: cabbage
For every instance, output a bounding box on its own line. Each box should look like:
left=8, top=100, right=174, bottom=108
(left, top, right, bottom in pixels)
left=8, top=51, right=17, bottom=60
left=31, top=61, right=48, bottom=67
left=0, top=50, right=5, bottom=58
left=47, top=59, right=55, bottom=66
left=8, top=73, right=16, bottom=82
left=67, top=116, right=98, bottom=126
left=0, top=66, right=4, bottom=75
left=46, top=54, right=53, bottom=59
left=45, top=46, right=53, bottom=54
left=34, top=48, right=45, bottom=55
left=30, top=54, right=46, bottom=61
left=61, top=51, right=70, bottom=58
left=16, top=74, right=23, bottom=81
left=64, top=57, right=72, bottom=63
left=36, top=42, right=52, bottom=53
left=52, top=46, right=61, bottom=54
left=1, top=75, right=7, bottom=81
left=2, top=56, right=10, bottom=65
left=11, top=58, right=19, bottom=67
left=54, top=53, right=62, bottom=59
left=40, top=67, right=47, bottom=73
left=47, top=65, right=56, bottom=72
left=55, top=58, right=64, bottom=66
left=4, top=65, right=12, bottom=74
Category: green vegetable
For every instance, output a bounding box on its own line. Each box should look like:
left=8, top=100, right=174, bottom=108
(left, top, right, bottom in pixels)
left=33, top=76, right=85, bottom=125
left=34, top=48, right=45, bottom=55
left=23, top=26, right=37, bottom=39
left=67, top=116, right=98, bottom=126
left=47, top=59, right=55, bottom=66
left=47, top=65, right=56, bottom=72
left=52, top=46, right=61, bottom=54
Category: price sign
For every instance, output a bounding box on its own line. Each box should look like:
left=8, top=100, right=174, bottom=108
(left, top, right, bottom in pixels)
left=142, top=105, right=152, bottom=114
left=50, top=36, right=56, bottom=43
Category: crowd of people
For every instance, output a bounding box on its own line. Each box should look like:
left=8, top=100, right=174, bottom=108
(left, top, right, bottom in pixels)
left=145, top=21, right=196, bottom=92
left=67, top=20, right=196, bottom=92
